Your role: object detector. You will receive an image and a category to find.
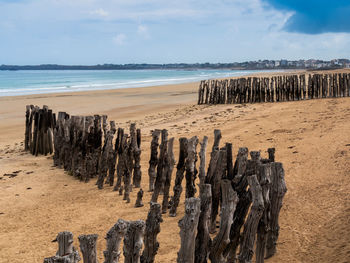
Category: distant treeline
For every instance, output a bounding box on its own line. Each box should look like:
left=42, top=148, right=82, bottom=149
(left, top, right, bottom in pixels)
left=0, top=62, right=345, bottom=71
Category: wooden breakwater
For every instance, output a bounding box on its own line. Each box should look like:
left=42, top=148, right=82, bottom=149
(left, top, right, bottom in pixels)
left=24, top=105, right=55, bottom=155
left=41, top=128, right=287, bottom=263
left=197, top=72, right=350, bottom=104
left=52, top=111, right=142, bottom=203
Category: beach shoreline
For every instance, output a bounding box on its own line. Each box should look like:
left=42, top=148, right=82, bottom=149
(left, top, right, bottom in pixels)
left=0, top=69, right=349, bottom=262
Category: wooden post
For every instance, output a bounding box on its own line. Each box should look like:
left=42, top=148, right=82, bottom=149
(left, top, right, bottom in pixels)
left=209, top=180, right=239, bottom=263
left=104, top=219, right=128, bottom=263
left=185, top=136, right=199, bottom=198
left=209, top=147, right=227, bottom=234
left=148, top=130, right=161, bottom=192
left=55, top=231, right=75, bottom=257
left=256, top=164, right=272, bottom=263
left=198, top=136, right=208, bottom=188
left=265, top=162, right=287, bottom=259
left=238, top=175, right=264, bottom=263
left=135, top=189, right=144, bottom=208
left=133, top=128, right=142, bottom=188
left=226, top=143, right=233, bottom=180
left=25, top=105, right=31, bottom=151
left=97, top=127, right=114, bottom=189
left=151, top=129, right=168, bottom=203
left=194, top=184, right=212, bottom=263
left=268, top=148, right=275, bottom=162
left=177, top=197, right=201, bottom=263
left=169, top=137, right=188, bottom=217
left=123, top=134, right=133, bottom=203
left=123, top=220, right=146, bottom=263
left=141, top=202, right=163, bottom=263
left=106, top=121, right=117, bottom=186
left=162, top=137, right=176, bottom=214
left=130, top=123, right=140, bottom=188
left=113, top=129, right=125, bottom=191
left=78, top=234, right=98, bottom=263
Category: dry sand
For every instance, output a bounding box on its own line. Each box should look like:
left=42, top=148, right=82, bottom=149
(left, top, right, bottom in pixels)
left=0, top=70, right=350, bottom=262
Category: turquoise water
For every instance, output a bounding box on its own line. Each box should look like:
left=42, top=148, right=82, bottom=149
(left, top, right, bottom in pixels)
left=0, top=69, right=281, bottom=97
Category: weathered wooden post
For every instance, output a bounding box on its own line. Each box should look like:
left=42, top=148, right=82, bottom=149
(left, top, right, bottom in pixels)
left=194, top=184, right=212, bottom=263
left=148, top=130, right=161, bottom=192
left=141, top=202, right=163, bottom=263
left=151, top=129, right=168, bottom=203
left=25, top=105, right=31, bottom=151
left=114, top=129, right=125, bottom=191
left=162, top=137, right=176, bottom=214
left=104, top=219, right=128, bottom=263
left=169, top=137, right=188, bottom=217
left=135, top=189, right=144, bottom=208
left=256, top=164, right=272, bottom=263
left=209, top=146, right=227, bottom=234
left=268, top=148, right=275, bottom=162
left=97, top=127, right=114, bottom=189
left=226, top=143, right=233, bottom=180
left=106, top=121, right=117, bottom=186
left=78, top=234, right=98, bottom=263
left=265, top=162, right=287, bottom=259
left=238, top=175, right=264, bottom=263
left=44, top=231, right=81, bottom=263
left=123, top=220, right=146, bottom=263
left=130, top=123, right=141, bottom=188
left=123, top=134, right=134, bottom=203
left=224, top=148, right=250, bottom=262
left=198, top=136, right=208, bottom=188
left=185, top=136, right=199, bottom=198
left=209, top=180, right=239, bottom=263
left=177, top=197, right=201, bottom=263
left=133, top=128, right=142, bottom=188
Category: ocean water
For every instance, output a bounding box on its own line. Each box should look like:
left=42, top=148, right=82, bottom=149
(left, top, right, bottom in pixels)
left=0, top=69, right=280, bottom=97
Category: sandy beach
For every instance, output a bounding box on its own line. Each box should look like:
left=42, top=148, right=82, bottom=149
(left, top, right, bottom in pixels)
left=1, top=70, right=350, bottom=262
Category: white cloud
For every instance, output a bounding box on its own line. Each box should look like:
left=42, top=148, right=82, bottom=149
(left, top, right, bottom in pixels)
left=90, top=8, right=109, bottom=17
left=113, top=33, right=126, bottom=45
left=137, top=25, right=150, bottom=39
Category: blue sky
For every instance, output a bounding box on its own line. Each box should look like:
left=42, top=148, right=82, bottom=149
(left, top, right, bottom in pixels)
left=0, top=0, right=349, bottom=64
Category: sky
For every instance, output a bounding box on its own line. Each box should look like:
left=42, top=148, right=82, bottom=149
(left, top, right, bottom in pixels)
left=0, top=0, right=349, bottom=64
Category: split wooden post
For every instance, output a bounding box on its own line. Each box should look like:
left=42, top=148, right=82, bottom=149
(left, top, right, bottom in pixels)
left=106, top=121, right=117, bottom=186
left=141, top=202, right=163, bottom=263
left=169, top=137, right=188, bottom=217
left=162, top=137, right=176, bottom=214
left=133, top=128, right=142, bottom=188
left=78, top=234, right=98, bottom=263
left=44, top=231, right=81, bottom=263
left=177, top=197, right=201, bottom=263
left=255, top=164, right=272, bottom=263
left=123, top=134, right=134, bottom=203
left=113, top=129, right=125, bottom=191
left=151, top=129, right=168, bottom=203
left=238, top=175, right=264, bottom=263
left=123, top=220, right=146, bottom=263
left=265, top=162, right=287, bottom=259
left=194, top=184, right=212, bottom=263
left=209, top=180, right=239, bottom=263
left=209, top=146, right=227, bottom=234
left=103, top=219, right=128, bottom=263
left=148, top=129, right=161, bottom=192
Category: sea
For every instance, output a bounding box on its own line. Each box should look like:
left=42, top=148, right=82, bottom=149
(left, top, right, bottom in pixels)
left=0, top=69, right=281, bottom=97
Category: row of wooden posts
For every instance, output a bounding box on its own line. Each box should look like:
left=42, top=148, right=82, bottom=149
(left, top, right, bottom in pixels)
left=51, top=111, right=143, bottom=203
left=24, top=105, right=55, bottom=155
left=40, top=121, right=287, bottom=262
left=197, top=72, right=350, bottom=104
